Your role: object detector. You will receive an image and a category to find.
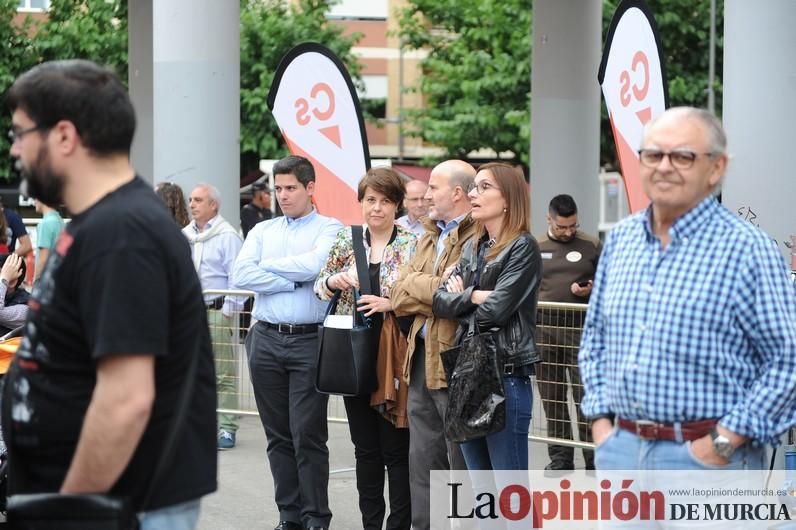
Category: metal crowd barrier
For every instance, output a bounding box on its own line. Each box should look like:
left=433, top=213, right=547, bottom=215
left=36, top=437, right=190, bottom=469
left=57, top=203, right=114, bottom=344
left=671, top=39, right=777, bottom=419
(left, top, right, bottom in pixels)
left=532, top=301, right=594, bottom=451
left=204, top=290, right=593, bottom=449
left=203, top=289, right=348, bottom=423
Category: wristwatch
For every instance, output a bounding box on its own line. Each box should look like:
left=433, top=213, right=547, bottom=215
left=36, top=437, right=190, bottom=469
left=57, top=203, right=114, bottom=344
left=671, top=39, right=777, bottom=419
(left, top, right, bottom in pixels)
left=710, top=428, right=736, bottom=459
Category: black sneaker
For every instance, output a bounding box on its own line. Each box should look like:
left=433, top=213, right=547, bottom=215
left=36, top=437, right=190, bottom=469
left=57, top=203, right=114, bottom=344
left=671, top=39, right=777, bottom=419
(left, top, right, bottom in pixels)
left=545, top=460, right=574, bottom=470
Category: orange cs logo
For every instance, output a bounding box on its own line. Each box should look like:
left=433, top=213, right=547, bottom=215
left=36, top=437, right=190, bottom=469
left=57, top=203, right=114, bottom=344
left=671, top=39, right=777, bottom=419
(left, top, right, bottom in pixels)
left=619, top=51, right=651, bottom=124
left=295, top=82, right=335, bottom=126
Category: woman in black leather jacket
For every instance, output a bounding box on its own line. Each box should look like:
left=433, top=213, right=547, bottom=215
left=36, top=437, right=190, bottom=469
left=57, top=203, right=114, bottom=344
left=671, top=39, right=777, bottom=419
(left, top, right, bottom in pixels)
left=432, top=162, right=541, bottom=471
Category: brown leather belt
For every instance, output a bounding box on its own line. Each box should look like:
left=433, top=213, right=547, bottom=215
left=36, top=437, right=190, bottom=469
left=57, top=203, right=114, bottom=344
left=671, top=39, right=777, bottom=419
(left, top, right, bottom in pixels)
left=617, top=418, right=718, bottom=442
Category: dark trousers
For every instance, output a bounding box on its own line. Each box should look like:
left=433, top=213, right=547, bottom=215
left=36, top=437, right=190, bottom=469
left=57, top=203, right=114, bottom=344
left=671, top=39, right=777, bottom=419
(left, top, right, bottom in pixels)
left=343, top=394, right=411, bottom=530
left=536, top=325, right=593, bottom=469
left=407, top=338, right=468, bottom=530
left=246, top=322, right=331, bottom=528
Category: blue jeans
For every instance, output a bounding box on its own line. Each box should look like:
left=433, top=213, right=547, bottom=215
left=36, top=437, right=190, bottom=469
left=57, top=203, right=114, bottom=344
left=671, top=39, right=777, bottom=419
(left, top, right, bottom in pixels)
left=459, top=377, right=532, bottom=530
left=595, top=423, right=767, bottom=470
left=459, top=376, right=532, bottom=470
left=138, top=499, right=201, bottom=530
left=594, top=426, right=768, bottom=529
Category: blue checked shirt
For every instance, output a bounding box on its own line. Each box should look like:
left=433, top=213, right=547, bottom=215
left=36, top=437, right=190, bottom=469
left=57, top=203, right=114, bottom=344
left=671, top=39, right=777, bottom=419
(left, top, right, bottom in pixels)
left=580, top=196, right=796, bottom=445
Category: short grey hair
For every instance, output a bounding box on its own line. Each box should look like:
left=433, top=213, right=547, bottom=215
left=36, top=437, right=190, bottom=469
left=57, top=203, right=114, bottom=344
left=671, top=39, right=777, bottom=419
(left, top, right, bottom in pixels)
left=196, top=183, right=221, bottom=209
left=644, top=106, right=727, bottom=154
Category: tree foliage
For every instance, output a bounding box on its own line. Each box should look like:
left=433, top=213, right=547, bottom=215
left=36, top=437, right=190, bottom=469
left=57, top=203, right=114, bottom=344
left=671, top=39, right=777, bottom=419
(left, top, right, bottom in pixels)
left=398, top=0, right=532, bottom=165
left=0, top=0, right=39, bottom=178
left=0, top=0, right=360, bottom=179
left=240, top=0, right=362, bottom=173
left=34, top=0, right=128, bottom=80
left=401, top=0, right=723, bottom=168
left=0, top=0, right=127, bottom=179
left=0, top=0, right=724, bottom=178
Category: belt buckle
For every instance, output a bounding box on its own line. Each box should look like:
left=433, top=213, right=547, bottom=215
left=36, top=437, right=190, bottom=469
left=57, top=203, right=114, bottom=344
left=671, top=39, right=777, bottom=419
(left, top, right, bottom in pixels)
left=504, top=363, right=514, bottom=375
left=635, top=420, right=658, bottom=440
left=278, top=323, right=293, bottom=334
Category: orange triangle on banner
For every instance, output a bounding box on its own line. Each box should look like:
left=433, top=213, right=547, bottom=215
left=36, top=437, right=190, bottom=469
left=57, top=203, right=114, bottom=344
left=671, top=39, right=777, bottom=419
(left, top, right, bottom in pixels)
left=635, top=107, right=652, bottom=125
left=283, top=131, right=363, bottom=226
left=318, top=125, right=342, bottom=148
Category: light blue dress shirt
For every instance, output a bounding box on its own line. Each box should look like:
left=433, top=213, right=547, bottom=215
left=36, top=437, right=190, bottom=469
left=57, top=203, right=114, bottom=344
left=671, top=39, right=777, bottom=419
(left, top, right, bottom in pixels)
left=233, top=209, right=343, bottom=325
left=420, top=213, right=468, bottom=338
left=395, top=214, right=426, bottom=238
left=580, top=196, right=796, bottom=445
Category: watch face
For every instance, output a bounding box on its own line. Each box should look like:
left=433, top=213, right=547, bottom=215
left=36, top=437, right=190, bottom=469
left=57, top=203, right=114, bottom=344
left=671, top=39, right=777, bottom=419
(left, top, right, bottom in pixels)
left=713, top=436, right=735, bottom=459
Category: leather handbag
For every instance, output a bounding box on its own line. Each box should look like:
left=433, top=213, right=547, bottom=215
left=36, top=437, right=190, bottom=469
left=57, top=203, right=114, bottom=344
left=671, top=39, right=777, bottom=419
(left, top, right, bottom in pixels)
left=443, top=314, right=506, bottom=443
left=315, top=226, right=379, bottom=396
left=5, top=326, right=200, bottom=529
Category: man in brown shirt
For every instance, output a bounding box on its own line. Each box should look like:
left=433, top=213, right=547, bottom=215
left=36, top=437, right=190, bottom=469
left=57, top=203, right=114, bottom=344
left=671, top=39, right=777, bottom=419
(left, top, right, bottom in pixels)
left=537, top=194, right=602, bottom=471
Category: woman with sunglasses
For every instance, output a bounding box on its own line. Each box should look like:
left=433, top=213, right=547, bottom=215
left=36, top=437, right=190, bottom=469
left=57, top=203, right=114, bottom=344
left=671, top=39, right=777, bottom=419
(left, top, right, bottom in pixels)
left=432, top=162, right=541, bottom=471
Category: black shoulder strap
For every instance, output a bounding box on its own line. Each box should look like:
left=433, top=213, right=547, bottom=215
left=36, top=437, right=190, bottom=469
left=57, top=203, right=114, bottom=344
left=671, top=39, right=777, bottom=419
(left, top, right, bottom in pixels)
left=351, top=225, right=372, bottom=296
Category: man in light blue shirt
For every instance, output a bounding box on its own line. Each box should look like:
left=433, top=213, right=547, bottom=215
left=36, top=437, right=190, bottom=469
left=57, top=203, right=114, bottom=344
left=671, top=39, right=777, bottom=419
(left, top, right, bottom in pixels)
left=233, top=155, right=342, bottom=530
left=183, top=184, right=243, bottom=450
left=581, top=107, right=796, bottom=472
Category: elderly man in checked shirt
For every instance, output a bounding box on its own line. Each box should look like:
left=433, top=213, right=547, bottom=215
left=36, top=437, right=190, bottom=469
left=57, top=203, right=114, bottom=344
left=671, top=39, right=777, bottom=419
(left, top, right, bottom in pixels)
left=580, top=107, right=796, bottom=471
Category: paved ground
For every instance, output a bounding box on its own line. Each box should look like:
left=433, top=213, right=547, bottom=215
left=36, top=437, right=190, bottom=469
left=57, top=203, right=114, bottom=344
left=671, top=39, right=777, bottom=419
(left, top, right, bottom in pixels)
left=197, top=415, right=586, bottom=529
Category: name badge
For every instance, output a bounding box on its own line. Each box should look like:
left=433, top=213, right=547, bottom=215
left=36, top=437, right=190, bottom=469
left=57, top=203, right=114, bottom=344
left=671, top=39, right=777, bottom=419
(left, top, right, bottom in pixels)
left=541, top=252, right=553, bottom=260
left=566, top=251, right=583, bottom=263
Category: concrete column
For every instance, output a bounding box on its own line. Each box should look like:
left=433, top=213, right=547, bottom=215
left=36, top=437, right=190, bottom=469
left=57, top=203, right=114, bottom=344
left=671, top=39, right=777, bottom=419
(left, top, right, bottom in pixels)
left=530, top=1, right=602, bottom=237
left=129, top=1, right=240, bottom=227
left=722, top=0, right=796, bottom=261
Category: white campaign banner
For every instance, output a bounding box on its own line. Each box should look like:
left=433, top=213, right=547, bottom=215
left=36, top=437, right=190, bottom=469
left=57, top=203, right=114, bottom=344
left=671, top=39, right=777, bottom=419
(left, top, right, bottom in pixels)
left=598, top=0, right=668, bottom=214
left=268, top=43, right=371, bottom=225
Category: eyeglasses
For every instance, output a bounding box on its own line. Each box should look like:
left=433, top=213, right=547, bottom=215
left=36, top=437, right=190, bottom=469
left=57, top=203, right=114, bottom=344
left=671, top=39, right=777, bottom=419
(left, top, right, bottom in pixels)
left=8, top=125, right=47, bottom=144
left=637, top=149, right=717, bottom=170
left=467, top=181, right=501, bottom=195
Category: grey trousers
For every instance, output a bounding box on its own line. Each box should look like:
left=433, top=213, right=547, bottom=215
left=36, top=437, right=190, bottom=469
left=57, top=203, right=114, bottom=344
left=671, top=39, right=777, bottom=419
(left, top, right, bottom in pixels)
left=407, top=339, right=467, bottom=530
left=246, top=322, right=331, bottom=529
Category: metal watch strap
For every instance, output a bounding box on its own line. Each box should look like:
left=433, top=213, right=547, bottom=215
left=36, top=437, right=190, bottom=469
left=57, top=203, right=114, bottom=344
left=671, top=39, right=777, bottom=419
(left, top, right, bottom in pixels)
left=710, top=427, right=736, bottom=459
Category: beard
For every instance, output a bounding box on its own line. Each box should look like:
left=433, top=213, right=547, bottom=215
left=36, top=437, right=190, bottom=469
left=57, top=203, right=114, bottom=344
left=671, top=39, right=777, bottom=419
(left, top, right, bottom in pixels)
left=17, top=143, right=64, bottom=208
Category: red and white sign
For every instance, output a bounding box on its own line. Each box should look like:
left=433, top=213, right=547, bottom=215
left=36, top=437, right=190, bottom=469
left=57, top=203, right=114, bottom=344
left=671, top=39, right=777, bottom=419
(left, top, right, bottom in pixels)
left=598, top=0, right=668, bottom=213
left=268, top=43, right=371, bottom=225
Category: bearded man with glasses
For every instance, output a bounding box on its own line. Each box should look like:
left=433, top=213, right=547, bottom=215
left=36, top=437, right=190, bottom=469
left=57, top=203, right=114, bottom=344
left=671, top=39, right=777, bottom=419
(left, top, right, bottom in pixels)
left=580, top=106, right=796, bottom=473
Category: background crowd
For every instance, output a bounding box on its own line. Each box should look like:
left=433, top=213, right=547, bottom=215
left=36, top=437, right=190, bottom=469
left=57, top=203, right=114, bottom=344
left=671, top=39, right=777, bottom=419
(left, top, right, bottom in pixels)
left=3, top=59, right=795, bottom=530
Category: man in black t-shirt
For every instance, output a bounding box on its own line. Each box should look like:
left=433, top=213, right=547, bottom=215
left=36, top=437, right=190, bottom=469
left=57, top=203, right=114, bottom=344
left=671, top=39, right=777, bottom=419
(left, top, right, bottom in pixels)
left=3, top=60, right=217, bottom=529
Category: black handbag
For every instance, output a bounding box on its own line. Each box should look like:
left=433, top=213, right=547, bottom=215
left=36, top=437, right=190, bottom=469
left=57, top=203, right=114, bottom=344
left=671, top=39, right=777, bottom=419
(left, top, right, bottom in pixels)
left=443, top=314, right=506, bottom=443
left=315, top=225, right=379, bottom=396
left=5, top=329, right=200, bottom=529
left=6, top=494, right=137, bottom=530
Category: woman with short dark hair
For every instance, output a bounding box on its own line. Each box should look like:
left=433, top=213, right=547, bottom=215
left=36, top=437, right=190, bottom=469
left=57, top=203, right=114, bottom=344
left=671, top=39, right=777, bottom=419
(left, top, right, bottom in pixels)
left=315, top=167, right=416, bottom=530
